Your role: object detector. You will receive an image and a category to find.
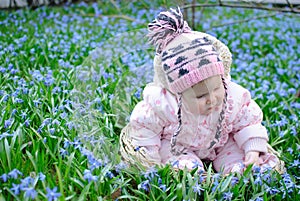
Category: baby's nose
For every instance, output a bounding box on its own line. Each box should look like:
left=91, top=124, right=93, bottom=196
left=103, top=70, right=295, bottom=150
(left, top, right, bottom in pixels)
left=207, top=94, right=217, bottom=105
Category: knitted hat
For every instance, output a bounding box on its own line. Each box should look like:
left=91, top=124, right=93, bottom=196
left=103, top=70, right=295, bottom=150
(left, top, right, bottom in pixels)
left=148, top=7, right=224, bottom=94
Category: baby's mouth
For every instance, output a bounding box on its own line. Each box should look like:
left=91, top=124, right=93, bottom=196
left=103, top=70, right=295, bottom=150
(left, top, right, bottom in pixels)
left=207, top=104, right=221, bottom=114
left=205, top=107, right=214, bottom=115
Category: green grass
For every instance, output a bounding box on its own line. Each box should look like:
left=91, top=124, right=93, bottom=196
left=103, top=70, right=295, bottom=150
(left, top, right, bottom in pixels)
left=0, top=1, right=299, bottom=200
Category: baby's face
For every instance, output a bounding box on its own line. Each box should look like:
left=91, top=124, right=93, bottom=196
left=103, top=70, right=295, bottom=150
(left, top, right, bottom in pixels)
left=182, top=75, right=225, bottom=115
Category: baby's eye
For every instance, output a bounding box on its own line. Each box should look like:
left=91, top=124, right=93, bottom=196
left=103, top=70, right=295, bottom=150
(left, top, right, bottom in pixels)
left=196, top=94, right=207, bottom=99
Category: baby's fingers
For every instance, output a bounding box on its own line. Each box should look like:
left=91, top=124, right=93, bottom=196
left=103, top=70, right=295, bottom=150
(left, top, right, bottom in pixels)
left=244, top=152, right=259, bottom=166
left=244, top=157, right=257, bottom=166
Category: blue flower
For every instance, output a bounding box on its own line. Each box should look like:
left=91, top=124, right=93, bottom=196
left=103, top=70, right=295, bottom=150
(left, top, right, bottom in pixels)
left=243, top=178, right=249, bottom=184
left=20, top=176, right=34, bottom=189
left=11, top=109, right=17, bottom=116
left=199, top=173, right=206, bottom=183
left=157, top=177, right=167, bottom=191
left=287, top=147, right=293, bottom=154
left=46, top=187, right=61, bottom=201
left=211, top=180, right=219, bottom=193
left=138, top=179, right=150, bottom=191
left=192, top=181, right=204, bottom=195
left=20, top=111, right=27, bottom=119
left=159, top=183, right=166, bottom=191
left=93, top=97, right=101, bottom=104
left=223, top=191, right=233, bottom=200
left=38, top=172, right=46, bottom=181
left=280, top=172, right=298, bottom=197
left=44, top=74, right=55, bottom=86
left=15, top=98, right=24, bottom=104
left=231, top=176, right=239, bottom=186
left=291, top=102, right=300, bottom=109
left=83, top=169, right=98, bottom=183
left=171, top=160, right=179, bottom=168
left=115, top=161, right=128, bottom=173
left=63, top=139, right=71, bottom=148
left=266, top=186, right=280, bottom=195
left=106, top=171, right=114, bottom=179
left=66, top=121, right=75, bottom=130
left=8, top=168, right=22, bottom=179
left=4, top=119, right=13, bottom=128
left=49, top=128, right=55, bottom=135
left=12, top=89, right=20, bottom=98
left=0, top=132, right=14, bottom=140
left=22, top=88, right=28, bottom=95
left=60, top=112, right=68, bottom=119
left=52, top=86, right=61, bottom=94
left=19, top=35, right=27, bottom=43
left=252, top=165, right=261, bottom=173
left=11, top=183, right=21, bottom=195
left=141, top=166, right=158, bottom=180
left=42, top=118, right=52, bottom=126
left=0, top=173, right=8, bottom=182
left=252, top=197, right=263, bottom=201
left=59, top=148, right=69, bottom=157
left=134, top=88, right=142, bottom=99
left=254, top=175, right=262, bottom=185
left=52, top=119, right=60, bottom=125
left=33, top=99, right=41, bottom=107
left=30, top=48, right=35, bottom=54
left=109, top=94, right=114, bottom=99
left=24, top=119, right=30, bottom=127
left=291, top=159, right=300, bottom=168
left=289, top=114, right=298, bottom=122
left=72, top=138, right=82, bottom=149
left=0, top=67, right=6, bottom=73
left=192, top=160, right=203, bottom=169
left=22, top=186, right=37, bottom=199
left=290, top=126, right=297, bottom=136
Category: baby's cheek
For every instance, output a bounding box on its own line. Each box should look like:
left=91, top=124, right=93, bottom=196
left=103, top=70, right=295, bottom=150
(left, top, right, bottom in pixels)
left=184, top=99, right=200, bottom=114
left=198, top=106, right=207, bottom=115
left=193, top=101, right=205, bottom=115
left=219, top=87, right=225, bottom=99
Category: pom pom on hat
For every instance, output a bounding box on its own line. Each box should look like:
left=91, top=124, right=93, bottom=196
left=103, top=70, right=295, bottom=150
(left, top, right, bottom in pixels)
left=148, top=7, right=192, bottom=53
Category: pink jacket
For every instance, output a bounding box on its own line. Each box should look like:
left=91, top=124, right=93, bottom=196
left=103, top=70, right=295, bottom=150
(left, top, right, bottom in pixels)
left=128, top=79, right=269, bottom=164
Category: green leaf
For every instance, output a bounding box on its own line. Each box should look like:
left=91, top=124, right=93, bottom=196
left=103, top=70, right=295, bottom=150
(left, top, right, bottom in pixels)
left=0, top=193, right=6, bottom=201
left=220, top=174, right=233, bottom=192
left=25, top=150, right=38, bottom=173
left=63, top=152, right=75, bottom=181
left=4, top=139, right=11, bottom=170
left=176, top=183, right=183, bottom=200
left=77, top=183, right=92, bottom=201
left=55, top=164, right=65, bottom=200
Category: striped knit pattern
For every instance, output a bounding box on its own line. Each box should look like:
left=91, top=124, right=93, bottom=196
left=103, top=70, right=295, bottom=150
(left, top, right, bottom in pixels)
left=161, top=33, right=224, bottom=94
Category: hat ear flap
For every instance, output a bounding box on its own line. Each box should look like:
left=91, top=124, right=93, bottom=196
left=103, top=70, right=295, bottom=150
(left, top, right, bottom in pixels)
left=153, top=54, right=172, bottom=92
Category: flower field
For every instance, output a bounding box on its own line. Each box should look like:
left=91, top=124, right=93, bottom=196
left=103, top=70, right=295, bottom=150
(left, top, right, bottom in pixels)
left=0, top=1, right=299, bottom=200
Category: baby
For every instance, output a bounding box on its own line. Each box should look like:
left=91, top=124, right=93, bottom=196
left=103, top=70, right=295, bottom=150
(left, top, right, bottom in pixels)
left=120, top=7, right=280, bottom=174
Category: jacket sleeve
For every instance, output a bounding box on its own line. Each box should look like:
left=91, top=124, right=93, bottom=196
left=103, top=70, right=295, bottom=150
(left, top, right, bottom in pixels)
left=228, top=82, right=269, bottom=153
left=128, top=84, right=178, bottom=164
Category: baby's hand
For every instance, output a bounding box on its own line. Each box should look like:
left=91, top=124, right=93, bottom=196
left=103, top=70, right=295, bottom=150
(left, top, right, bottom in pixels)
left=244, top=151, right=259, bottom=167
